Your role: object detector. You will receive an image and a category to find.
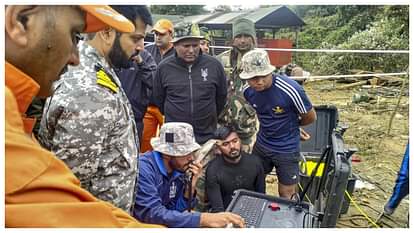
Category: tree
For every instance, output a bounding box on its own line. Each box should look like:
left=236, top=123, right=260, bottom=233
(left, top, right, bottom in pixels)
left=285, top=5, right=408, bottom=75
left=150, top=5, right=207, bottom=16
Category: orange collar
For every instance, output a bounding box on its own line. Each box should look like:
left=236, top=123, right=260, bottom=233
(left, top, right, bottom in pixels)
left=5, top=62, right=40, bottom=114
left=5, top=62, right=40, bottom=134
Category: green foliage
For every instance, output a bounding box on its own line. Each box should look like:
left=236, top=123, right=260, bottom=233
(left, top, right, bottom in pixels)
left=288, top=5, right=409, bottom=75
left=150, top=5, right=207, bottom=16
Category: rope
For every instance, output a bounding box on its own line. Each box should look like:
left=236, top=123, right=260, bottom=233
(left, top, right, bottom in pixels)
left=345, top=190, right=381, bottom=228
left=290, top=72, right=408, bottom=81
left=209, top=45, right=409, bottom=54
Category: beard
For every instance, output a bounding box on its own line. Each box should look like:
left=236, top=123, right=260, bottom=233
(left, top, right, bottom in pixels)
left=108, top=35, right=132, bottom=69
left=225, top=149, right=241, bottom=161
left=235, top=43, right=254, bottom=53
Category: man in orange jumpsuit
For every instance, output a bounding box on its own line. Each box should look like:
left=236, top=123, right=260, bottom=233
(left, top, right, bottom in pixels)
left=5, top=5, right=161, bottom=227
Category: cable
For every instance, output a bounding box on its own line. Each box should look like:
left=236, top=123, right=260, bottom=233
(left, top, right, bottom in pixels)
left=297, top=183, right=312, bottom=204
left=345, top=190, right=381, bottom=228
left=185, top=170, right=194, bottom=212
left=299, top=146, right=330, bottom=203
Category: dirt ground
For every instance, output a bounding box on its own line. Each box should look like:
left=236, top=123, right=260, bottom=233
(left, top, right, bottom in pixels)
left=265, top=79, right=409, bottom=228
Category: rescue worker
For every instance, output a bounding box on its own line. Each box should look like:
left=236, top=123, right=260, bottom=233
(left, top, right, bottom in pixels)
left=216, top=18, right=258, bottom=153
left=5, top=5, right=160, bottom=227
left=38, top=5, right=151, bottom=213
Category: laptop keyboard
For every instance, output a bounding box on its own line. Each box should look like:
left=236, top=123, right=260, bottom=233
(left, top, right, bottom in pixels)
left=231, top=196, right=267, bottom=227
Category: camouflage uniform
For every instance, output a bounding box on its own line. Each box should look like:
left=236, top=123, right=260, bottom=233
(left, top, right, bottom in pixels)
left=193, top=139, right=218, bottom=212
left=217, top=49, right=257, bottom=153
left=38, top=41, right=139, bottom=213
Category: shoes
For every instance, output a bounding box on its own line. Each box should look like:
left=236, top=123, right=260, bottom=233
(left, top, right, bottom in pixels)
left=383, top=203, right=395, bottom=216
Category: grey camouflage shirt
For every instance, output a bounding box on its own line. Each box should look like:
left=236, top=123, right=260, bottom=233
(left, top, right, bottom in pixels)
left=38, top=41, right=139, bottom=213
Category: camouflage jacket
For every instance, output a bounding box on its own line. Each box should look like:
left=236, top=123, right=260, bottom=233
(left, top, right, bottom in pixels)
left=194, top=139, right=218, bottom=212
left=216, top=49, right=257, bottom=144
left=38, top=41, right=139, bottom=213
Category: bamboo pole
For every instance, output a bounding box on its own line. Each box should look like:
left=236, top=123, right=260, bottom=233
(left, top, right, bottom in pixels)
left=386, top=79, right=406, bottom=135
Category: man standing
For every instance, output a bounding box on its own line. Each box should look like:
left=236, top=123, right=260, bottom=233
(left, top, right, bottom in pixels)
left=383, top=143, right=409, bottom=216
left=145, top=18, right=176, bottom=64
left=153, top=23, right=227, bottom=144
left=38, top=6, right=152, bottom=213
left=133, top=122, right=245, bottom=228
left=206, top=125, right=265, bottom=212
left=217, top=18, right=258, bottom=153
left=240, top=49, right=317, bottom=199
left=5, top=5, right=159, bottom=227
left=114, top=6, right=155, bottom=140
left=140, top=18, right=175, bottom=153
left=199, top=26, right=211, bottom=54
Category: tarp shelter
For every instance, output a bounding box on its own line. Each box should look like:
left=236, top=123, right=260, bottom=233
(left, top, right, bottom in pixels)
left=149, top=6, right=305, bottom=67
left=196, top=6, right=305, bottom=30
left=151, top=6, right=305, bottom=35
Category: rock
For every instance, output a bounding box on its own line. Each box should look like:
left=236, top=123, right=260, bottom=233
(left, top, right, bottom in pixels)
left=395, top=113, right=403, bottom=119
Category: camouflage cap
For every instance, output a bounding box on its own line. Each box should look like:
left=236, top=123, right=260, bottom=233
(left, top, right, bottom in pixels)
left=200, top=26, right=211, bottom=42
left=239, top=49, right=275, bottom=80
left=172, top=23, right=204, bottom=43
left=150, top=122, right=201, bottom=156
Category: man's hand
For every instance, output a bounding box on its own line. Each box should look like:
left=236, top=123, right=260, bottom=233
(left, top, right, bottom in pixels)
left=188, top=161, right=202, bottom=187
left=300, top=128, right=311, bottom=141
left=132, top=54, right=143, bottom=64
left=184, top=161, right=203, bottom=199
left=200, top=212, right=245, bottom=228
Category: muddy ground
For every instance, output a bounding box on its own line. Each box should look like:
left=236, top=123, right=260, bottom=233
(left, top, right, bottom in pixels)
left=265, top=79, right=409, bottom=228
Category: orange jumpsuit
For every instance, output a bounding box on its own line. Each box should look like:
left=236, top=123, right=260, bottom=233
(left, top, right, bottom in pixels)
left=5, top=62, right=162, bottom=228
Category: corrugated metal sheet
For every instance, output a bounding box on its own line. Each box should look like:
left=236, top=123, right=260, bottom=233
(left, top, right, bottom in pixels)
left=184, top=14, right=216, bottom=24
left=241, top=6, right=282, bottom=23
left=152, top=5, right=304, bottom=30
left=203, top=12, right=243, bottom=24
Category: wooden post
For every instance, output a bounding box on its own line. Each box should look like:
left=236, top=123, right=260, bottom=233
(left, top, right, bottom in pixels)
left=386, top=78, right=406, bottom=135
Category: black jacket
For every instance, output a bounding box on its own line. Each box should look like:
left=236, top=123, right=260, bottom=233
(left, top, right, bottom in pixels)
left=116, top=49, right=157, bottom=138
left=145, top=43, right=175, bottom=65
left=145, top=43, right=175, bottom=105
left=153, top=52, right=227, bottom=144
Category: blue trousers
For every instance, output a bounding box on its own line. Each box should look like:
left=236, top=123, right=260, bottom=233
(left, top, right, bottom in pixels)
left=387, top=143, right=409, bottom=209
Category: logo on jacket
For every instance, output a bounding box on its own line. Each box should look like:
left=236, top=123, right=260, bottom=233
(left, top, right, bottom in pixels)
left=201, top=68, right=208, bottom=81
left=272, top=106, right=285, bottom=114
left=169, top=181, right=177, bottom=199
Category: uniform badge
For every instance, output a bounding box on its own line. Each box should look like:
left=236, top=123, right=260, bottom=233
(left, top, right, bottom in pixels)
left=201, top=68, right=208, bottom=81
left=272, top=106, right=285, bottom=114
left=95, top=65, right=119, bottom=93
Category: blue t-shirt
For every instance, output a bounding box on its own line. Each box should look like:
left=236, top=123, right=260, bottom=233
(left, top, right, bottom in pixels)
left=244, top=74, right=313, bottom=153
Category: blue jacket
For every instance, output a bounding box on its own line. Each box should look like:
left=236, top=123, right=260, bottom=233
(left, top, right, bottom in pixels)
left=116, top=50, right=157, bottom=138
left=133, top=151, right=200, bottom=227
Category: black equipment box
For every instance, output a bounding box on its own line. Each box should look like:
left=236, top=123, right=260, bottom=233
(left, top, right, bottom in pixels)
left=225, top=105, right=356, bottom=228
left=226, top=189, right=317, bottom=228
left=299, top=105, right=356, bottom=227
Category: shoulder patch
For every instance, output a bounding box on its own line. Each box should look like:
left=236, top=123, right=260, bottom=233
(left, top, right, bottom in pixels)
left=95, top=66, right=119, bottom=93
